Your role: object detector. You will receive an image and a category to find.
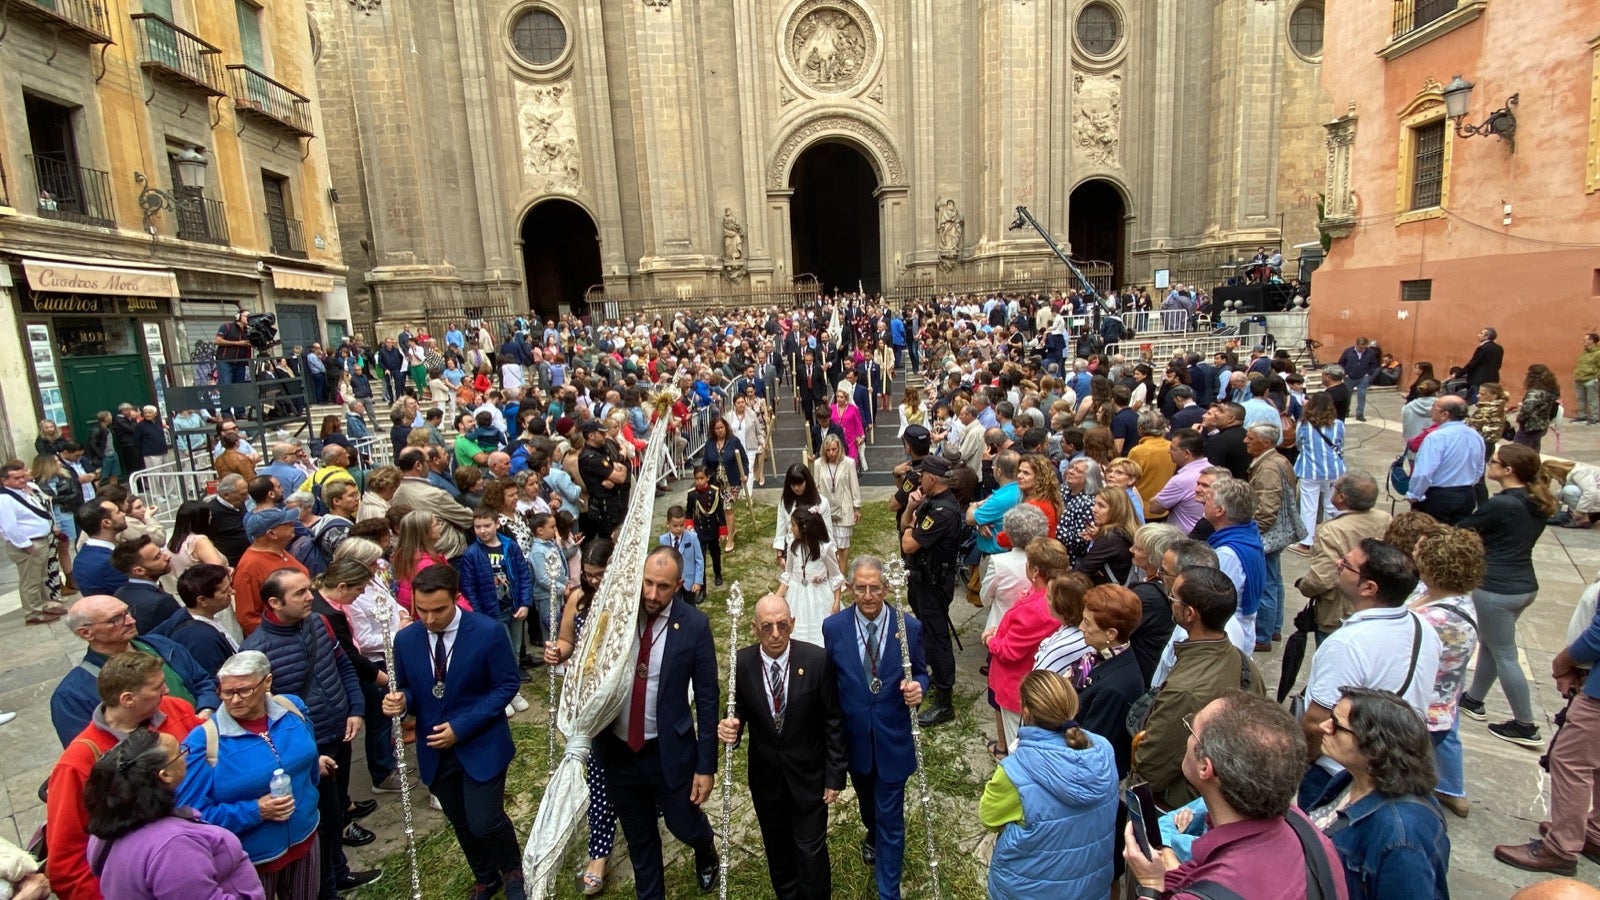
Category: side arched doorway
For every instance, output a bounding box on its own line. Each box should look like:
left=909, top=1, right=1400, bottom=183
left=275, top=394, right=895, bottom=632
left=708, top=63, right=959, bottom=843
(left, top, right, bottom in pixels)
left=789, top=142, right=881, bottom=295
left=520, top=199, right=602, bottom=320
left=1067, top=180, right=1127, bottom=288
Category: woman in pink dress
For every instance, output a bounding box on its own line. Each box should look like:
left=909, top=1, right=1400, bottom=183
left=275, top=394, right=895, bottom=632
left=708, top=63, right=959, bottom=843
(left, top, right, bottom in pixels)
left=829, top=385, right=866, bottom=466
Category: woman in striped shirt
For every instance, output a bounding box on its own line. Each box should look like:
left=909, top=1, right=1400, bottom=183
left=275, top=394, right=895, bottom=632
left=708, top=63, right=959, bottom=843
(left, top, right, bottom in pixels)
left=1291, top=392, right=1346, bottom=555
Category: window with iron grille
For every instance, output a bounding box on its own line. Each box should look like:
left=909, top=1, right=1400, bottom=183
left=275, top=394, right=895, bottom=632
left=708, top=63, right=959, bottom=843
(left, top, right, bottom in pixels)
left=1400, top=279, right=1433, bottom=301
left=511, top=8, right=566, bottom=67
left=1289, top=2, right=1324, bottom=58
left=1410, top=120, right=1445, bottom=210
left=1076, top=3, right=1121, bottom=57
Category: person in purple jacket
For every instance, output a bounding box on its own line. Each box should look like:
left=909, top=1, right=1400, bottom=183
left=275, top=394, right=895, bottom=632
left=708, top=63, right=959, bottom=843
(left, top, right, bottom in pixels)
left=85, top=728, right=265, bottom=899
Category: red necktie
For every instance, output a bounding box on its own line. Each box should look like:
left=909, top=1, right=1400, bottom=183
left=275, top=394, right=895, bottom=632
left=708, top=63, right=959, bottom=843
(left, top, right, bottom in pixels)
left=627, top=615, right=660, bottom=751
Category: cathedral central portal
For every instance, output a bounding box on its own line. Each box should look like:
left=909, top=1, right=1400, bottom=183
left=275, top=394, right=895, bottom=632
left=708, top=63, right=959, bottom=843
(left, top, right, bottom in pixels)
left=788, top=141, right=881, bottom=296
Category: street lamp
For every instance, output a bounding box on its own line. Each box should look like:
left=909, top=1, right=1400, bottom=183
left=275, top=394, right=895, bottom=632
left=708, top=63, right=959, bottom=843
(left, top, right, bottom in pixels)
left=134, top=146, right=211, bottom=233
left=172, top=146, right=208, bottom=191
left=1441, top=75, right=1518, bottom=152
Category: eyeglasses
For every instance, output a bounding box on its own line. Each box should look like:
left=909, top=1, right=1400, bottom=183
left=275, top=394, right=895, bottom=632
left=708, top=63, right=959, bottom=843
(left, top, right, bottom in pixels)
left=1334, top=558, right=1360, bottom=576
left=92, top=610, right=134, bottom=627
left=757, top=621, right=793, bottom=634
left=1182, top=712, right=1197, bottom=738
left=219, top=677, right=268, bottom=700
left=1328, top=715, right=1354, bottom=736
left=852, top=584, right=887, bottom=596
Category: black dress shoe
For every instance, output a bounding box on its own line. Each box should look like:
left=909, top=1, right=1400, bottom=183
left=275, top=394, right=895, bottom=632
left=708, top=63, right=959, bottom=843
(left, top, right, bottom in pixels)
left=714, top=575, right=724, bottom=587
left=337, top=868, right=382, bottom=890
left=695, top=849, right=719, bottom=892
left=860, top=839, right=877, bottom=867
left=342, top=822, right=376, bottom=846
left=347, top=798, right=378, bottom=820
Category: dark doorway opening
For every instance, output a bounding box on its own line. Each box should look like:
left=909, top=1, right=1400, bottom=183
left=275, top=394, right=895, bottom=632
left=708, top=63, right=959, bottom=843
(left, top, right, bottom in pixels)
left=789, top=142, right=880, bottom=296
left=1067, top=180, right=1127, bottom=288
left=520, top=199, right=602, bottom=320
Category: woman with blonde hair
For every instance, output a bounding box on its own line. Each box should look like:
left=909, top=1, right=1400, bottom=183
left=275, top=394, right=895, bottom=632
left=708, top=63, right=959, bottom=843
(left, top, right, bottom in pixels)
left=811, top=434, right=860, bottom=572
left=391, top=510, right=449, bottom=613
left=1015, top=454, right=1060, bottom=526
left=897, top=385, right=926, bottom=438
left=980, top=669, right=1117, bottom=900
left=1410, top=526, right=1485, bottom=818
left=1103, top=457, right=1146, bottom=524
left=1074, top=488, right=1139, bottom=585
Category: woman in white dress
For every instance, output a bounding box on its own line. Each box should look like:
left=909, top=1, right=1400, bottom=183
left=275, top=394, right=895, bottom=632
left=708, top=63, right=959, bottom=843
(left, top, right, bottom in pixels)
left=724, top=394, right=765, bottom=488
left=772, top=464, right=834, bottom=566
left=776, top=506, right=843, bottom=647
left=810, top=434, right=860, bottom=574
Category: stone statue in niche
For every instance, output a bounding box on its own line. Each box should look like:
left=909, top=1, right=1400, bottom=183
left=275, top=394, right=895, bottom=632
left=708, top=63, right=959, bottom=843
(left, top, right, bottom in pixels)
left=936, top=198, right=963, bottom=255
left=791, top=8, right=867, bottom=89
left=721, top=209, right=745, bottom=261
left=517, top=82, right=581, bottom=194
left=1072, top=72, right=1122, bottom=166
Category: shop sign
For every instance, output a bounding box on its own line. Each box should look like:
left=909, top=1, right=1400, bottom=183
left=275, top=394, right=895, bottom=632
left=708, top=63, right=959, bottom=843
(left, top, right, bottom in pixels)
left=22, top=260, right=180, bottom=299
left=19, top=293, right=172, bottom=316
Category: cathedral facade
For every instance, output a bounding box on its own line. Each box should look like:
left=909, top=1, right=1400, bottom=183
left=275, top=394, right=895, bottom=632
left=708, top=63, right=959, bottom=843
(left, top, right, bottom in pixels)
left=312, top=0, right=1329, bottom=326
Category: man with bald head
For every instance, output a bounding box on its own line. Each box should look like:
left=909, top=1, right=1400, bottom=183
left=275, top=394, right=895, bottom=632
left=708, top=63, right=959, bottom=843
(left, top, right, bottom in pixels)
left=49, top=594, right=220, bottom=746
left=486, top=451, right=512, bottom=480
left=1405, top=394, right=1485, bottom=524
left=718, top=594, right=847, bottom=900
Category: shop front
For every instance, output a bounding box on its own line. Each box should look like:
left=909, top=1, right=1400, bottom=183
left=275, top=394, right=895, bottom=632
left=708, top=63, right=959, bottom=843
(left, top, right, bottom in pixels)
left=11, top=257, right=179, bottom=440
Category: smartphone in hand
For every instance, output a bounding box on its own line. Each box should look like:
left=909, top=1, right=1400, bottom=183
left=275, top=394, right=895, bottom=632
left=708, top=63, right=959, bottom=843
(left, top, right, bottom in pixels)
left=1124, top=782, right=1165, bottom=857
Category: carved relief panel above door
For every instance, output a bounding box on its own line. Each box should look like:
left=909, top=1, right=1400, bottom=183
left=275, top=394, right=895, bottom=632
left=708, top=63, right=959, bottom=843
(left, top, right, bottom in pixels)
left=776, top=0, right=883, bottom=101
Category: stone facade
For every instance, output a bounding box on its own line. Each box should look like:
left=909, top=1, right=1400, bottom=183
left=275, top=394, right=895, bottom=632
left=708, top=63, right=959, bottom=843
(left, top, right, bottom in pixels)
left=313, top=0, right=1330, bottom=326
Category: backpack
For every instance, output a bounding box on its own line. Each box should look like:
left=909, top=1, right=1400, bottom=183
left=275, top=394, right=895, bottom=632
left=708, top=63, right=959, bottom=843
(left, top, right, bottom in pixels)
left=288, top=519, right=335, bottom=576
left=199, top=695, right=305, bottom=766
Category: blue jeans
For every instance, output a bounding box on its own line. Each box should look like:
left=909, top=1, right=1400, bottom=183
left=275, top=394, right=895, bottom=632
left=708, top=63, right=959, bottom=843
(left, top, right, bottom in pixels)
left=216, top=360, right=250, bottom=384
left=1258, top=550, right=1284, bottom=641
left=362, top=666, right=396, bottom=784
left=1352, top=374, right=1372, bottom=418
left=1431, top=719, right=1464, bottom=797
left=52, top=510, right=76, bottom=543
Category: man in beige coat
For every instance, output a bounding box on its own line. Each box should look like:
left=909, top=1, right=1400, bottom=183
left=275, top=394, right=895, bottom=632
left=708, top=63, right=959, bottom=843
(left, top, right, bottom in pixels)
left=1292, top=471, right=1392, bottom=635
left=391, top=446, right=474, bottom=557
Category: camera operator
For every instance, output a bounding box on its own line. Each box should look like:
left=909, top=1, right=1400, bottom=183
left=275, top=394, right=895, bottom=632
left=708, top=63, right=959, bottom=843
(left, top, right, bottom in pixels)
left=214, top=309, right=253, bottom=384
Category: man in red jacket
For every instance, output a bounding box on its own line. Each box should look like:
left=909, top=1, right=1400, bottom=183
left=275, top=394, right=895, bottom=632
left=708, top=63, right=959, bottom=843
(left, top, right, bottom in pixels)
left=46, top=652, right=202, bottom=900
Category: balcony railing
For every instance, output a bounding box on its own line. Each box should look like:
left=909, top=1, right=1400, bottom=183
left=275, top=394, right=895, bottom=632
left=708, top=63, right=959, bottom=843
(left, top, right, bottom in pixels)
left=131, top=14, right=226, bottom=96
left=1391, top=0, right=1458, bottom=39
left=29, top=155, right=115, bottom=228
left=226, top=65, right=315, bottom=138
left=175, top=194, right=230, bottom=245
left=265, top=211, right=307, bottom=258
left=11, top=0, right=112, bottom=44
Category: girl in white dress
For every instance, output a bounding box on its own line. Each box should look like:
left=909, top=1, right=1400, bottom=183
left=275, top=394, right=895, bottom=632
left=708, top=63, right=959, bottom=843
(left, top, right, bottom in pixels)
left=771, top=464, right=834, bottom=565
left=776, top=506, right=843, bottom=647
left=811, top=434, right=860, bottom=574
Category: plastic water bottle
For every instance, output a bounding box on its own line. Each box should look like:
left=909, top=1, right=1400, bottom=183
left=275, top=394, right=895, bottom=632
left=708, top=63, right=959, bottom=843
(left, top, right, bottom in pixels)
left=269, top=768, right=292, bottom=799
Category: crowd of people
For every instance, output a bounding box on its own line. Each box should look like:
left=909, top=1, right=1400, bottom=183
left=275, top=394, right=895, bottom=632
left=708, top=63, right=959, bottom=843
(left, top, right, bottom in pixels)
left=2, top=294, right=1599, bottom=900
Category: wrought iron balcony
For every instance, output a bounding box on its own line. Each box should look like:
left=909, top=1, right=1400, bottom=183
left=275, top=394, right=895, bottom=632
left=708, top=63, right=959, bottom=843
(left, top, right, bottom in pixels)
left=226, top=64, right=315, bottom=138
left=8, top=0, right=112, bottom=44
left=1391, top=0, right=1458, bottom=39
left=28, top=155, right=115, bottom=228
left=174, top=194, right=230, bottom=245
left=131, top=14, right=226, bottom=96
left=265, top=211, right=307, bottom=258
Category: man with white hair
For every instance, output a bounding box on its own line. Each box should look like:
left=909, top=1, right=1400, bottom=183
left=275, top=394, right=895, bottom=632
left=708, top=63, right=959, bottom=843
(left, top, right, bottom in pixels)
left=1203, top=477, right=1268, bottom=648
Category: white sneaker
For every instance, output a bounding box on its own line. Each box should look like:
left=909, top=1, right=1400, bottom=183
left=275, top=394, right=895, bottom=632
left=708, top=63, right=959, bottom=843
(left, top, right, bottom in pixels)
left=0, top=711, right=15, bottom=727
left=511, top=693, right=530, bottom=713
left=428, top=793, right=442, bottom=811
left=505, top=703, right=516, bottom=718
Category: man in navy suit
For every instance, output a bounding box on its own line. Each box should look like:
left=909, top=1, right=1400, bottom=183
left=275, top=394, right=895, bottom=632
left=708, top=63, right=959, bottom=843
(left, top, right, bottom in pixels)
left=110, top=535, right=180, bottom=634
left=605, top=545, right=721, bottom=898
left=382, top=565, right=526, bottom=900
left=718, top=594, right=848, bottom=900
left=72, top=499, right=128, bottom=596
left=822, top=554, right=928, bottom=900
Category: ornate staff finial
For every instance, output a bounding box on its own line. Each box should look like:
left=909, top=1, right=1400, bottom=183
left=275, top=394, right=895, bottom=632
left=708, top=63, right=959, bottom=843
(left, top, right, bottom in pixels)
left=887, top=557, right=941, bottom=900
left=543, top=549, right=565, bottom=776
left=719, top=582, right=745, bottom=900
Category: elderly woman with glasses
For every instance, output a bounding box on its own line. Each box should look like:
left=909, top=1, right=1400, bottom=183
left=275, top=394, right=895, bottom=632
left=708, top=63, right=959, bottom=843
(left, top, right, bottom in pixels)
left=85, top=728, right=263, bottom=899
left=177, top=651, right=331, bottom=899
left=1056, top=457, right=1104, bottom=565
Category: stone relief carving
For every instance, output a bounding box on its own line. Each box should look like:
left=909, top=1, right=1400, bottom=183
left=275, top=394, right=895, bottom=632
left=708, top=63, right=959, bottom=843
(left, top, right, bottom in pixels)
left=768, top=115, right=903, bottom=189
left=868, top=81, right=884, bottom=104
left=1322, top=105, right=1358, bottom=231
left=779, top=84, right=796, bottom=106
left=721, top=209, right=746, bottom=282
left=785, top=0, right=877, bottom=94
left=516, top=81, right=581, bottom=194
left=348, top=0, right=381, bottom=13
left=936, top=198, right=963, bottom=262
left=1072, top=72, right=1122, bottom=166
left=644, top=0, right=671, bottom=7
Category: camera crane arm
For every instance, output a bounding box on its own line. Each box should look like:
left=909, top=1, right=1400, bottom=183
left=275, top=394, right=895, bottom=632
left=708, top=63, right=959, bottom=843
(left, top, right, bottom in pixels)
left=1007, top=205, right=1116, bottom=334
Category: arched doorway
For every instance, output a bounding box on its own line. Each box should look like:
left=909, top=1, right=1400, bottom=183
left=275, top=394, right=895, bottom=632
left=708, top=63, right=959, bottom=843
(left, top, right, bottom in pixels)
left=1067, top=180, right=1127, bottom=288
left=789, top=142, right=881, bottom=295
left=520, top=199, right=601, bottom=319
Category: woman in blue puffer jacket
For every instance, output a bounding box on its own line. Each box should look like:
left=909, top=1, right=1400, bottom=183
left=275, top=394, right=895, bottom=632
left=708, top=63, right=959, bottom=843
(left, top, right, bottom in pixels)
left=980, top=669, right=1120, bottom=899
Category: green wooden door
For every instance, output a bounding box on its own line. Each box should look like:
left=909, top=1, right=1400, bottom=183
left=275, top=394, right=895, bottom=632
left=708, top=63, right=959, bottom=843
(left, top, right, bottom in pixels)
left=236, top=0, right=264, bottom=68
left=61, top=356, right=153, bottom=438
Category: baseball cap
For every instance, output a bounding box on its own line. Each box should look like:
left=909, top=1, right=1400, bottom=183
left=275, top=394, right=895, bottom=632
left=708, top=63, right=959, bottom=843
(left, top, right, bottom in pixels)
left=245, top=507, right=299, bottom=542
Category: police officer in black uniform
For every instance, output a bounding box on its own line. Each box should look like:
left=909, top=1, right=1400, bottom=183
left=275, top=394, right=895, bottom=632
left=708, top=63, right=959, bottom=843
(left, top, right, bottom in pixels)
left=577, top=419, right=628, bottom=543
left=889, top=425, right=931, bottom=520
left=897, top=452, right=963, bottom=727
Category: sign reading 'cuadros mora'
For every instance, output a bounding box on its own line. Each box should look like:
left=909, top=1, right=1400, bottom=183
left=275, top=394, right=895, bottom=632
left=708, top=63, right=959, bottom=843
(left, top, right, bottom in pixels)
left=22, top=259, right=180, bottom=300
